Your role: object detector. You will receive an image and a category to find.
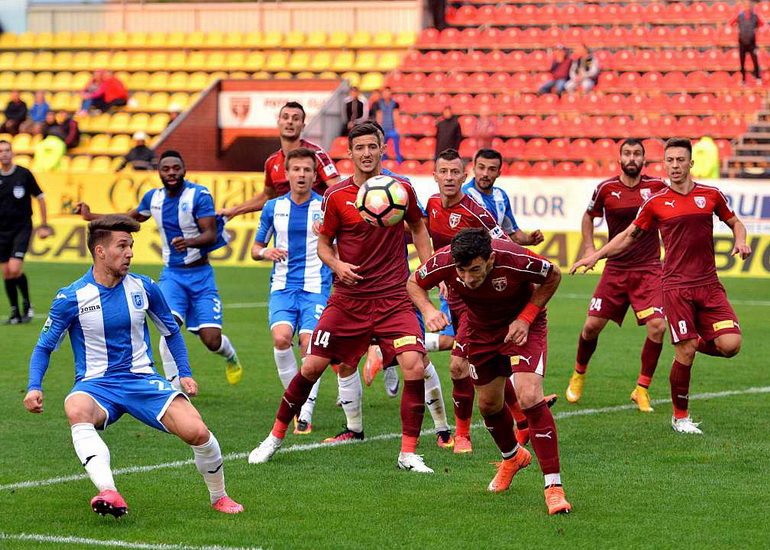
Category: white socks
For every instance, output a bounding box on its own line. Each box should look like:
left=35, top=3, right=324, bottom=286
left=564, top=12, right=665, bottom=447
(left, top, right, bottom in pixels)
left=159, top=337, right=180, bottom=387
left=425, top=333, right=441, bottom=352
left=424, top=362, right=449, bottom=432
left=544, top=473, right=562, bottom=487
left=192, top=432, right=227, bottom=504
left=274, top=347, right=298, bottom=389
left=338, top=371, right=363, bottom=432
left=71, top=423, right=116, bottom=492
left=215, top=334, right=236, bottom=360
left=299, top=378, right=321, bottom=424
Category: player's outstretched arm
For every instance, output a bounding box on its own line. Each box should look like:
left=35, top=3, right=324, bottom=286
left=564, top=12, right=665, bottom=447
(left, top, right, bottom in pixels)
left=406, top=273, right=449, bottom=332
left=408, top=218, right=433, bottom=263
left=569, top=223, right=643, bottom=274
left=725, top=216, right=752, bottom=259
left=218, top=189, right=275, bottom=218
left=510, top=228, right=545, bottom=246
left=75, top=203, right=149, bottom=223
left=580, top=211, right=598, bottom=257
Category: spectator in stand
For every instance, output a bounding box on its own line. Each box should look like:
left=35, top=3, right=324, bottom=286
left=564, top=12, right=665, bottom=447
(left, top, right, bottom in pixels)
left=40, top=111, right=58, bottom=137
left=474, top=105, right=498, bottom=150
left=427, top=0, right=447, bottom=31
left=376, top=87, right=403, bottom=163
left=33, top=133, right=67, bottom=171
left=367, top=89, right=381, bottom=122
left=343, top=87, right=367, bottom=136
left=564, top=45, right=600, bottom=94
left=1, top=91, right=28, bottom=135
left=116, top=132, right=155, bottom=172
left=167, top=103, right=183, bottom=128
left=48, top=111, right=80, bottom=150
left=92, top=71, right=129, bottom=112
left=435, top=106, right=463, bottom=158
left=20, top=92, right=50, bottom=135
left=538, top=46, right=572, bottom=96
left=730, top=0, right=765, bottom=85
left=79, top=69, right=104, bottom=115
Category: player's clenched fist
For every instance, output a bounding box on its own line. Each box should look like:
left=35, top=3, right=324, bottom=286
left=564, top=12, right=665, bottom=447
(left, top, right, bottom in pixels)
left=424, top=308, right=449, bottom=332
left=23, top=390, right=44, bottom=413
left=170, top=236, right=189, bottom=252
left=180, top=377, right=199, bottom=397
left=333, top=261, right=363, bottom=285
left=504, top=319, right=529, bottom=346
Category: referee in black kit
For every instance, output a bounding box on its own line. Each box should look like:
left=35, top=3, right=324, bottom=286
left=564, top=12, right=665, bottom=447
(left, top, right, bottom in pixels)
left=0, top=140, right=52, bottom=324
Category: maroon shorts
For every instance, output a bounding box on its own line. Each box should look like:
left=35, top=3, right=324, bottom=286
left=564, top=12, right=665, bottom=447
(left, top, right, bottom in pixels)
left=309, top=292, right=425, bottom=367
left=450, top=307, right=469, bottom=359
left=466, top=313, right=548, bottom=386
left=664, top=282, right=741, bottom=344
left=589, top=267, right=665, bottom=326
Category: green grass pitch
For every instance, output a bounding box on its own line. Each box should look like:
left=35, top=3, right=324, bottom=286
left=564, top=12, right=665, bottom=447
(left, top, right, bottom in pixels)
left=0, top=262, right=768, bottom=549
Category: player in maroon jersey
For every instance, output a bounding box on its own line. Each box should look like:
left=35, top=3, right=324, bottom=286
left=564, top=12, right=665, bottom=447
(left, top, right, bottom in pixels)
left=566, top=139, right=668, bottom=412
left=408, top=229, right=571, bottom=514
left=219, top=101, right=340, bottom=218
left=248, top=122, right=436, bottom=472
left=572, top=138, right=751, bottom=435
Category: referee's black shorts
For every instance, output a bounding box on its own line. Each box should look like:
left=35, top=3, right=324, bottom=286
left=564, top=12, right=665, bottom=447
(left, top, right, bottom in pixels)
left=0, top=222, right=33, bottom=263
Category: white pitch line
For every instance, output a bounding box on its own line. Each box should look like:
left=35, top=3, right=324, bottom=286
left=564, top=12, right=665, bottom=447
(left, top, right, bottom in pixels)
left=0, top=533, right=261, bottom=550
left=2, top=386, right=767, bottom=493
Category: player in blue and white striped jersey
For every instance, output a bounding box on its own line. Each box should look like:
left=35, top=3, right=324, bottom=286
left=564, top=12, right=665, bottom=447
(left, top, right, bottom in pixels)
left=462, top=148, right=544, bottom=246
left=252, top=148, right=332, bottom=435
left=24, top=215, right=243, bottom=517
left=76, top=150, right=243, bottom=388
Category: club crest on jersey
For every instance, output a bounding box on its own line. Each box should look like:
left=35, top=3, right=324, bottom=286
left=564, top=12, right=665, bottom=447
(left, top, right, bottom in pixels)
left=694, top=196, right=706, bottom=209
left=229, top=96, right=251, bottom=123
left=492, top=276, right=507, bottom=292
left=449, top=213, right=462, bottom=229
left=13, top=186, right=25, bottom=199
left=181, top=202, right=190, bottom=213
left=131, top=292, right=145, bottom=309
left=640, top=188, right=652, bottom=200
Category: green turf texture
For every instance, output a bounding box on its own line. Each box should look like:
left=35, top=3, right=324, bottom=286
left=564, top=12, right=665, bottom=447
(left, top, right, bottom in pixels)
left=0, top=262, right=768, bottom=550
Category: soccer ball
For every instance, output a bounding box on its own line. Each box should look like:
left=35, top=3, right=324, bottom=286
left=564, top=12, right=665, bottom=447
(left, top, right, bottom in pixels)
left=355, top=175, right=409, bottom=227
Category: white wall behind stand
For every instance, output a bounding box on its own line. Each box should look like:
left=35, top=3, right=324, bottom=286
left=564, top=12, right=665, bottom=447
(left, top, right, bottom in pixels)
left=0, top=0, right=29, bottom=33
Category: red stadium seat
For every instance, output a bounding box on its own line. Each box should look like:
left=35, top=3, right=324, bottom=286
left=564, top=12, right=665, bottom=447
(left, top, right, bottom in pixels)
left=400, top=160, right=423, bottom=174
left=495, top=5, right=518, bottom=26
left=554, top=161, right=579, bottom=177
left=692, top=93, right=716, bottom=113
left=336, top=159, right=354, bottom=173
left=450, top=93, right=474, bottom=114
left=532, top=161, right=554, bottom=177
left=646, top=163, right=666, bottom=179
left=329, top=136, right=348, bottom=158
left=519, top=115, right=542, bottom=135
left=453, top=5, right=479, bottom=25
left=524, top=137, right=549, bottom=159
left=686, top=71, right=710, bottom=90
left=594, top=138, right=618, bottom=160
left=489, top=72, right=512, bottom=91
left=610, top=115, right=633, bottom=138
left=616, top=72, right=641, bottom=92
left=643, top=139, right=665, bottom=161
left=568, top=138, right=594, bottom=160
left=541, top=115, right=563, bottom=135
left=702, top=116, right=723, bottom=138
left=715, top=139, right=732, bottom=158
left=508, top=161, right=532, bottom=175
left=498, top=116, right=519, bottom=137
left=502, top=138, right=526, bottom=159
left=545, top=138, right=570, bottom=160
left=416, top=28, right=439, bottom=48
left=415, top=137, right=436, bottom=159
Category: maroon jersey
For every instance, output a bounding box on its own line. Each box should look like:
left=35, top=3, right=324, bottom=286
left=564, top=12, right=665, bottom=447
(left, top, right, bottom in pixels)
left=264, top=139, right=339, bottom=197
left=320, top=176, right=424, bottom=299
left=587, top=174, right=667, bottom=270
left=416, top=239, right=552, bottom=341
left=633, top=183, right=735, bottom=290
left=425, top=193, right=506, bottom=250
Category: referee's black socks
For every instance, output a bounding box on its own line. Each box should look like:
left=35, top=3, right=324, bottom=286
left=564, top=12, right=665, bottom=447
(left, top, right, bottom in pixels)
left=4, top=277, right=19, bottom=310
left=16, top=274, right=29, bottom=305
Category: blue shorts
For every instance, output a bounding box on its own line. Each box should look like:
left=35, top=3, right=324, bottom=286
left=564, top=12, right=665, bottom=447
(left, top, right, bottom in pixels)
left=159, top=264, right=222, bottom=332
left=66, top=372, right=188, bottom=432
left=439, top=296, right=455, bottom=337
left=269, top=288, right=329, bottom=335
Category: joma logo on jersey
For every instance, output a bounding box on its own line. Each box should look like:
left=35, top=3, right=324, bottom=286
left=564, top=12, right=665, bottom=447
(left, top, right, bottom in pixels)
left=492, top=276, right=507, bottom=291
left=79, top=304, right=101, bottom=314
left=448, top=213, right=462, bottom=229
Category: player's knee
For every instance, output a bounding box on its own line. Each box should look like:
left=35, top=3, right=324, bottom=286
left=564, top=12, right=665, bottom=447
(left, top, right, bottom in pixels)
left=478, top=397, right=504, bottom=417
left=449, top=358, right=467, bottom=379
left=647, top=319, right=666, bottom=340
left=717, top=337, right=741, bottom=358
left=515, top=385, right=542, bottom=410
left=581, top=320, right=603, bottom=341
left=7, top=266, right=22, bottom=279
left=200, top=332, right=222, bottom=351
left=676, top=341, right=697, bottom=364
left=186, top=424, right=212, bottom=447
left=272, top=334, right=293, bottom=350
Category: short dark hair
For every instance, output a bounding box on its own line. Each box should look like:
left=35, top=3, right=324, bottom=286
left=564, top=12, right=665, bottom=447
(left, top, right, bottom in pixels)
left=159, top=150, right=184, bottom=165
left=451, top=228, right=493, bottom=267
left=0, top=139, right=11, bottom=149
left=435, top=148, right=463, bottom=164
left=280, top=101, right=306, bottom=122
left=665, top=137, right=692, bottom=158
left=473, top=148, right=503, bottom=166
left=87, top=215, right=140, bottom=256
left=285, top=147, right=318, bottom=171
left=620, top=138, right=645, bottom=156
left=348, top=121, right=382, bottom=148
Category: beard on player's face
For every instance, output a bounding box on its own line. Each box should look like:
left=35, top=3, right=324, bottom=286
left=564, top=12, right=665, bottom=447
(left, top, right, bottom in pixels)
left=160, top=166, right=186, bottom=190
left=620, top=161, right=642, bottom=178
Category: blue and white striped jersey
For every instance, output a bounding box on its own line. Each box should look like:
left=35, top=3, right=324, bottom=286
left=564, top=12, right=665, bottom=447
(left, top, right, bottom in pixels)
left=137, top=181, right=228, bottom=268
left=255, top=192, right=332, bottom=294
left=33, top=269, right=181, bottom=384
left=462, top=179, right=520, bottom=234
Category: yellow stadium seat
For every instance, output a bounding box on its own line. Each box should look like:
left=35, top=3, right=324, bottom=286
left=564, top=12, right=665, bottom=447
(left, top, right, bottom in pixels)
left=340, top=72, right=361, bottom=88
left=265, top=52, right=289, bottom=72
left=88, top=114, right=111, bottom=134
left=349, top=31, right=372, bottom=49
left=205, top=52, right=227, bottom=72
left=309, top=52, right=332, bottom=72
left=15, top=32, right=36, bottom=49
left=331, top=52, right=355, bottom=72
left=148, top=52, right=168, bottom=72
left=89, top=31, right=110, bottom=49
left=91, top=51, right=111, bottom=69
left=168, top=92, right=189, bottom=110
left=108, top=134, right=132, bottom=155
left=14, top=155, right=31, bottom=168
left=70, top=156, right=92, bottom=172
left=128, top=113, right=150, bottom=134
left=167, top=52, right=188, bottom=71
left=295, top=72, right=315, bottom=80
left=377, top=51, right=401, bottom=71
left=186, top=52, right=207, bottom=72
left=88, top=134, right=111, bottom=154
left=395, top=30, right=417, bottom=48
left=148, top=72, right=169, bottom=91
left=53, top=31, right=74, bottom=48
left=229, top=71, right=249, bottom=79
left=76, top=115, right=91, bottom=133
left=166, top=32, right=186, bottom=49
left=353, top=52, right=378, bottom=72
left=109, top=31, right=130, bottom=49
left=328, top=30, right=349, bottom=48
left=186, top=31, right=206, bottom=48
left=34, top=32, right=54, bottom=49
left=72, top=52, right=93, bottom=72
left=148, top=92, right=169, bottom=111
left=128, top=32, right=148, bottom=48
left=187, top=72, right=208, bottom=90
left=91, top=156, right=113, bottom=172
left=56, top=156, right=70, bottom=171
left=0, top=33, right=17, bottom=49
left=274, top=72, right=293, bottom=80
left=12, top=134, right=32, bottom=155
left=20, top=92, right=34, bottom=106
left=284, top=31, right=305, bottom=49
left=207, top=32, right=226, bottom=48
left=50, top=91, right=71, bottom=110
left=0, top=53, right=14, bottom=71
left=360, top=72, right=384, bottom=92
left=226, top=52, right=246, bottom=72
left=128, top=92, right=149, bottom=111
left=167, top=72, right=189, bottom=92
left=372, top=31, right=394, bottom=48
left=110, top=52, right=129, bottom=72
left=288, top=52, right=311, bottom=72
left=209, top=71, right=227, bottom=83
left=251, top=71, right=270, bottom=80
left=224, top=32, right=244, bottom=48
left=13, top=51, right=35, bottom=71
left=244, top=52, right=265, bottom=71
left=70, top=134, right=91, bottom=155
left=318, top=71, right=337, bottom=80
left=108, top=112, right=131, bottom=133
left=73, top=71, right=92, bottom=90
left=305, top=32, right=327, bottom=49
left=148, top=32, right=167, bottom=48
left=15, top=72, right=34, bottom=90
left=148, top=113, right=170, bottom=134
left=242, top=32, right=262, bottom=48
left=262, top=31, right=283, bottom=48
left=32, top=72, right=54, bottom=91
left=127, top=72, right=150, bottom=90
left=32, top=51, right=54, bottom=71
left=189, top=92, right=201, bottom=103
left=72, top=31, right=91, bottom=49
left=0, top=72, right=14, bottom=90
left=50, top=73, right=73, bottom=92
left=128, top=52, right=149, bottom=72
